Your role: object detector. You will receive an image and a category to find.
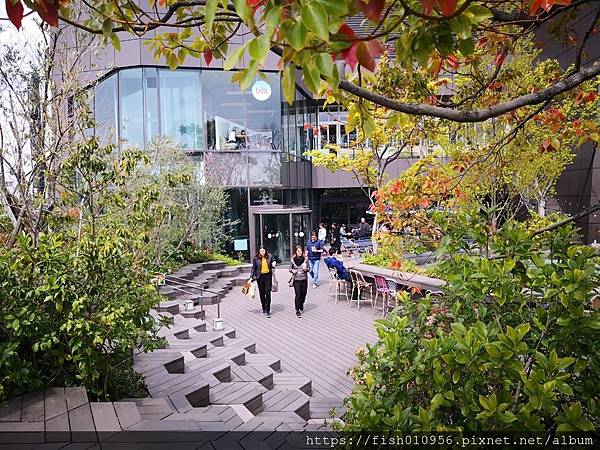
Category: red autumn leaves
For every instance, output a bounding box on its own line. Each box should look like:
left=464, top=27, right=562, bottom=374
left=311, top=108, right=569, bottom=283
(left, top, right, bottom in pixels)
left=338, top=2, right=385, bottom=72
left=5, top=0, right=62, bottom=29
left=529, top=0, right=572, bottom=15
left=422, top=0, right=459, bottom=16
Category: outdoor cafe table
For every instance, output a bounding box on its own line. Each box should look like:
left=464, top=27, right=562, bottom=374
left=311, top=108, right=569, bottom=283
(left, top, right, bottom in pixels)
left=347, top=262, right=446, bottom=293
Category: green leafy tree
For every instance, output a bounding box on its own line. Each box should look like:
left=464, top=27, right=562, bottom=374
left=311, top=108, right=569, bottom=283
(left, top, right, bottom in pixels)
left=0, top=137, right=166, bottom=402
left=127, top=137, right=232, bottom=268
left=7, top=0, right=600, bottom=125
left=343, top=214, right=599, bottom=431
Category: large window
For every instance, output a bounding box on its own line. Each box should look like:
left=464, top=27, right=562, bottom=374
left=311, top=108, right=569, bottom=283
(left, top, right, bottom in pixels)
left=202, top=71, right=281, bottom=152
left=159, top=70, right=202, bottom=149
left=94, top=74, right=117, bottom=144
left=144, top=67, right=159, bottom=146
left=119, top=69, right=144, bottom=147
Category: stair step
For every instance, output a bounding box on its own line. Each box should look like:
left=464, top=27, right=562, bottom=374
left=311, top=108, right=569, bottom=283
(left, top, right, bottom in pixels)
left=245, top=354, right=281, bottom=371
left=155, top=302, right=179, bottom=314
left=184, top=359, right=232, bottom=385
left=231, top=365, right=273, bottom=390
left=202, top=261, right=227, bottom=270
left=147, top=373, right=210, bottom=407
left=134, top=352, right=185, bottom=375
left=113, top=401, right=143, bottom=430
left=262, top=389, right=310, bottom=420
left=209, top=382, right=266, bottom=415
left=119, top=397, right=174, bottom=419
left=180, top=309, right=206, bottom=320
left=231, top=276, right=250, bottom=286
left=273, top=373, right=312, bottom=395
left=309, top=397, right=346, bottom=419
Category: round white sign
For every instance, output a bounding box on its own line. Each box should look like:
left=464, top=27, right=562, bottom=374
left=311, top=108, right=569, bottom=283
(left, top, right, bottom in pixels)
left=252, top=80, right=271, bottom=101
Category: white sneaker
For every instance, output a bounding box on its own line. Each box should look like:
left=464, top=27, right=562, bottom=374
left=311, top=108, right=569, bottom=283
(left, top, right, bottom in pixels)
left=313, top=283, right=317, bottom=289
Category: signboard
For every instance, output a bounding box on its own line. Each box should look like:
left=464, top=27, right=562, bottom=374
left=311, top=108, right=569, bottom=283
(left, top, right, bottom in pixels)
left=234, top=239, right=248, bottom=251
left=251, top=80, right=271, bottom=101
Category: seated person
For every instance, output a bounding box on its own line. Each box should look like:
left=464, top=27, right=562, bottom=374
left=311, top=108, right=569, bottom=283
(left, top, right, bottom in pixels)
left=324, top=248, right=351, bottom=282
left=324, top=248, right=358, bottom=298
left=227, top=128, right=237, bottom=143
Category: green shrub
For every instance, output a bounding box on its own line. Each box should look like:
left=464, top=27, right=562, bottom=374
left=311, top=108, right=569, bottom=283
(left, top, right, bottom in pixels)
left=0, top=231, right=164, bottom=401
left=342, top=219, right=599, bottom=431
left=362, top=253, right=422, bottom=273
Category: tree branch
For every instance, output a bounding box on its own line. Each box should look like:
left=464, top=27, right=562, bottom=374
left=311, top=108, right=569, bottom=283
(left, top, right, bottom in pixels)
left=338, top=62, right=600, bottom=122
left=531, top=202, right=600, bottom=237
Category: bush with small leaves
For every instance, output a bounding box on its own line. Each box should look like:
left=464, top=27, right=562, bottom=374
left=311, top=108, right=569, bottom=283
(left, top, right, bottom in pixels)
left=342, top=216, right=599, bottom=431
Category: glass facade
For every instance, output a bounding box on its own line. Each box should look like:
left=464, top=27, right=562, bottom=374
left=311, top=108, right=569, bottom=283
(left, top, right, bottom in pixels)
left=93, top=66, right=320, bottom=260
left=119, top=68, right=144, bottom=147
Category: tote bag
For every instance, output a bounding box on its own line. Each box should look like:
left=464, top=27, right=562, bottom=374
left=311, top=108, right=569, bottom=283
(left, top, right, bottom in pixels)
left=271, top=271, right=279, bottom=292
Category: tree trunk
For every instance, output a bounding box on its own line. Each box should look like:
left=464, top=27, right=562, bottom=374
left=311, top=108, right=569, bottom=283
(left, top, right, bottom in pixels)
left=371, top=210, right=379, bottom=254
left=538, top=198, right=546, bottom=217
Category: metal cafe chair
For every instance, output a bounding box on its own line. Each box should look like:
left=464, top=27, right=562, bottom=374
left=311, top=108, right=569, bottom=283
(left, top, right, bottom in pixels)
left=385, top=278, right=400, bottom=316
left=426, top=289, right=445, bottom=306
left=328, top=267, right=349, bottom=304
left=349, top=270, right=373, bottom=310
left=373, top=275, right=390, bottom=316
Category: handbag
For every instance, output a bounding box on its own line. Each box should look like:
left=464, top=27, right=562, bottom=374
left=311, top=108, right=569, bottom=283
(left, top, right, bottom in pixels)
left=271, top=271, right=279, bottom=292
left=247, top=281, right=256, bottom=299
left=241, top=278, right=252, bottom=295
left=288, top=273, right=295, bottom=287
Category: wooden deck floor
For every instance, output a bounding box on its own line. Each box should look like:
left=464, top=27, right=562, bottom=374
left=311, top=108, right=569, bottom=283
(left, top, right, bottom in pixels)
left=209, top=261, right=380, bottom=400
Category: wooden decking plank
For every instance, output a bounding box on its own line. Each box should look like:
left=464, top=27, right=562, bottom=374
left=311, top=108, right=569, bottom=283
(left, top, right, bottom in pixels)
left=113, top=402, right=143, bottom=430
left=0, top=395, right=22, bottom=421
left=65, top=388, right=89, bottom=411
left=218, top=291, right=374, bottom=364
left=68, top=403, right=96, bottom=442
left=44, top=388, right=67, bottom=421
left=21, top=391, right=44, bottom=422
left=206, top=315, right=352, bottom=398
left=89, top=403, right=120, bottom=432
left=45, top=411, right=70, bottom=442
left=213, top=285, right=377, bottom=398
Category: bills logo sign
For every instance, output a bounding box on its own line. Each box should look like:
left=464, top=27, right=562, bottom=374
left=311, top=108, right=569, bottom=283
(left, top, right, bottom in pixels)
left=252, top=80, right=271, bottom=101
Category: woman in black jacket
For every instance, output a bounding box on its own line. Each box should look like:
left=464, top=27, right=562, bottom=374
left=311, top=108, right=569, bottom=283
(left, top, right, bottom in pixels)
left=251, top=246, right=276, bottom=317
left=289, top=245, right=309, bottom=317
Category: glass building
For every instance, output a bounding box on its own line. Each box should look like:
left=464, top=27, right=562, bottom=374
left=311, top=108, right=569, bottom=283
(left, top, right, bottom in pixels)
left=93, top=67, right=318, bottom=261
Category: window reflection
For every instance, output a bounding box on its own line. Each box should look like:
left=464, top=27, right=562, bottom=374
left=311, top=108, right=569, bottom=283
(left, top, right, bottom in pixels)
left=202, top=71, right=281, bottom=152
left=119, top=69, right=144, bottom=147
left=159, top=70, right=202, bottom=148
left=144, top=67, right=159, bottom=146
left=94, top=74, right=117, bottom=144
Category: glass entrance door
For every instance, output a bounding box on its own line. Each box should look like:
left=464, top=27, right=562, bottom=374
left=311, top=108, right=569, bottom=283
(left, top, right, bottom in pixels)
left=261, top=214, right=290, bottom=263
left=292, top=213, right=310, bottom=249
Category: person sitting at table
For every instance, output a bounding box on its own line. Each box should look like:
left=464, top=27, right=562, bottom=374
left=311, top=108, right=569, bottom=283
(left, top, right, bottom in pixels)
left=324, top=248, right=357, bottom=298
left=227, top=128, right=237, bottom=144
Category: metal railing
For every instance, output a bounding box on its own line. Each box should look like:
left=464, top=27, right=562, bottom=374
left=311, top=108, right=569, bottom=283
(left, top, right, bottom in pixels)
left=162, top=274, right=223, bottom=321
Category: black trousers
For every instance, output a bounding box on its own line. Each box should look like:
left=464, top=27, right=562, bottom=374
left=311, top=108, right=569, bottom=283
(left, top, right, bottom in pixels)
left=293, top=279, right=308, bottom=311
left=257, top=273, right=272, bottom=312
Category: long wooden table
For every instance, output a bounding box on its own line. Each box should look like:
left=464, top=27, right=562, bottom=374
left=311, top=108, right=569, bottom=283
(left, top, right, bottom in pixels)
left=347, top=262, right=446, bottom=293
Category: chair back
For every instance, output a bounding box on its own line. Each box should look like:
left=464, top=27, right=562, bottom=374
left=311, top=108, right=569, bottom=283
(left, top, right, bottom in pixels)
left=349, top=269, right=358, bottom=284
left=329, top=267, right=339, bottom=280
left=385, top=278, right=398, bottom=295
left=374, top=275, right=389, bottom=292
